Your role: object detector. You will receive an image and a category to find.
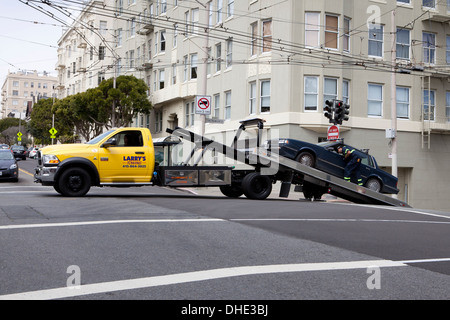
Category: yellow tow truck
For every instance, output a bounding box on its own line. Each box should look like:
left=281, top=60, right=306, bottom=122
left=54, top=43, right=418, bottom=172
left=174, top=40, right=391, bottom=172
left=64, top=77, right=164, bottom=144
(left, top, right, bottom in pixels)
left=34, top=127, right=232, bottom=197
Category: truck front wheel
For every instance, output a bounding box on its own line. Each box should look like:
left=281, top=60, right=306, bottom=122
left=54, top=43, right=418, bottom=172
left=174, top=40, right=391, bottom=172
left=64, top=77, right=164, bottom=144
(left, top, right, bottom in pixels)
left=58, top=167, right=91, bottom=197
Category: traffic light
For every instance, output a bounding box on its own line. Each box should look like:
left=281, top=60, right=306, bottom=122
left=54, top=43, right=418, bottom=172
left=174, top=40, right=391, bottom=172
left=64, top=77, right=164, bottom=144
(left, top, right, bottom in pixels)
left=333, top=100, right=350, bottom=125
left=324, top=100, right=334, bottom=123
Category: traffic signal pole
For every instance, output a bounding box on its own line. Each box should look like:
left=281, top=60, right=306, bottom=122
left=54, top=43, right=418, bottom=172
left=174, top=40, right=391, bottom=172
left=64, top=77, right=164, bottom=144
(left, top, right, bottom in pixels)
left=390, top=11, right=398, bottom=193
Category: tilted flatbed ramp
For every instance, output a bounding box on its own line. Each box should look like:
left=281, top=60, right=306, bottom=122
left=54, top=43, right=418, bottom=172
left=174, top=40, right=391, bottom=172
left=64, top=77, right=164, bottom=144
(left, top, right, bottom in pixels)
left=168, top=126, right=410, bottom=208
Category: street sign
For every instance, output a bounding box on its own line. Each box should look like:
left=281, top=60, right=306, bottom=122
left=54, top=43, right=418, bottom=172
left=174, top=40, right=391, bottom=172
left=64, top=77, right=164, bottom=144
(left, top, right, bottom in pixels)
left=17, top=137, right=22, bottom=142
left=49, top=127, right=58, bottom=136
left=327, top=125, right=339, bottom=141
left=195, top=95, right=211, bottom=115
left=17, top=132, right=22, bottom=137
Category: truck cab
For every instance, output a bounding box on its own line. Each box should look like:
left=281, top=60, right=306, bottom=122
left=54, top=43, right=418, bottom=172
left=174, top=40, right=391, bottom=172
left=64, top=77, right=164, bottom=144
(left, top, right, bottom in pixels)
left=35, top=128, right=155, bottom=196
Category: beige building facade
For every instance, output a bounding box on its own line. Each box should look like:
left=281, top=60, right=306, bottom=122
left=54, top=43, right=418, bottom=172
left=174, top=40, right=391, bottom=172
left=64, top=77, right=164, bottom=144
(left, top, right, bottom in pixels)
left=1, top=71, right=57, bottom=119
left=56, top=0, right=450, bottom=211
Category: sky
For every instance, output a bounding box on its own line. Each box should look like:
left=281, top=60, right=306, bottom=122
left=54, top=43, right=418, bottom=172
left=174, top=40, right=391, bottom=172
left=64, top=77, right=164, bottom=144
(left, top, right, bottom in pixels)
left=0, top=0, right=68, bottom=88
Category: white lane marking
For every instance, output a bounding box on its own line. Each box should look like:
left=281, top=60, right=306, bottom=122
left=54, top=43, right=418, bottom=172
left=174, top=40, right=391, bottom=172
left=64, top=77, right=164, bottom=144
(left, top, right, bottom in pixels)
left=334, top=203, right=450, bottom=220
left=0, top=219, right=226, bottom=230
left=230, top=218, right=450, bottom=225
left=0, top=259, right=407, bottom=300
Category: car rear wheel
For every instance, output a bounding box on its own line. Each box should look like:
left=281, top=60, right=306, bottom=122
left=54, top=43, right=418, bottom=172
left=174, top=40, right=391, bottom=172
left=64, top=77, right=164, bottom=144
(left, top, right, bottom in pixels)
left=296, top=152, right=315, bottom=167
left=365, top=178, right=381, bottom=192
left=58, top=167, right=91, bottom=197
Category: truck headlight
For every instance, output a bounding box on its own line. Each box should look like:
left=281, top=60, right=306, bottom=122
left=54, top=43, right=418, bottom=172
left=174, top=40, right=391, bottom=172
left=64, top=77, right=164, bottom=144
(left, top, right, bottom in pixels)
left=42, top=154, right=60, bottom=165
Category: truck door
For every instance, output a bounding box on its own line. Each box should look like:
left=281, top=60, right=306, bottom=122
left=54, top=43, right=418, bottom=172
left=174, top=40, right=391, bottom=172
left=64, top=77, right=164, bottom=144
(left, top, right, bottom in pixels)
left=98, top=130, right=150, bottom=182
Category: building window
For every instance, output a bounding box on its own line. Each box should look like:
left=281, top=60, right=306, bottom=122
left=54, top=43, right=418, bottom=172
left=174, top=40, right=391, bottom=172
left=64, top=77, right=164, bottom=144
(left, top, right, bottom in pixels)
left=423, top=32, right=436, bottom=64
left=249, top=81, right=256, bottom=115
left=183, top=55, right=188, bottom=81
left=262, top=19, right=272, bottom=53
left=304, top=76, right=318, bottom=111
left=159, top=69, right=165, bottom=89
left=216, top=43, right=222, bottom=72
left=446, top=92, right=450, bottom=122
left=217, top=0, right=223, bottom=24
left=227, top=0, right=234, bottom=18
left=423, top=0, right=435, bottom=8
left=99, top=46, right=105, bottom=60
left=173, top=24, right=178, bottom=48
left=99, top=21, right=107, bottom=35
left=368, top=84, right=383, bottom=117
left=324, top=78, right=337, bottom=108
left=226, top=39, right=233, bottom=68
left=325, top=15, right=338, bottom=49
left=129, top=50, right=135, bottom=69
left=260, top=80, right=270, bottom=113
left=343, top=80, right=350, bottom=104
left=214, top=94, right=220, bottom=119
left=423, top=89, right=435, bottom=121
left=396, top=29, right=410, bottom=60
left=155, top=111, right=163, bottom=132
left=343, top=18, right=350, bottom=52
left=130, top=18, right=136, bottom=37
left=446, top=36, right=450, bottom=64
left=305, top=12, right=320, bottom=48
left=160, top=31, right=166, bottom=52
left=190, top=54, right=198, bottom=79
left=172, top=64, right=177, bottom=85
left=396, top=86, right=410, bottom=119
left=208, top=2, right=213, bottom=27
left=225, top=91, right=231, bottom=119
left=368, top=24, right=383, bottom=57
left=191, top=8, right=199, bottom=35
left=251, top=22, right=258, bottom=56
left=185, top=102, right=195, bottom=126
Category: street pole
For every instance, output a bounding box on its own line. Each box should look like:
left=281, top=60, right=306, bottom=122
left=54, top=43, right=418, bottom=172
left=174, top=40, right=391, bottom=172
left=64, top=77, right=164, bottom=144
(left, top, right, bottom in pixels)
left=197, top=1, right=209, bottom=136
left=391, top=10, right=398, bottom=198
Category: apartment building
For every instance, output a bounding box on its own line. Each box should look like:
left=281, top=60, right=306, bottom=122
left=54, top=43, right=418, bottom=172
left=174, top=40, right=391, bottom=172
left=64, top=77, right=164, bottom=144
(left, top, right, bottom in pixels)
left=56, top=0, right=450, bottom=211
left=55, top=0, right=116, bottom=97
left=1, top=71, right=57, bottom=119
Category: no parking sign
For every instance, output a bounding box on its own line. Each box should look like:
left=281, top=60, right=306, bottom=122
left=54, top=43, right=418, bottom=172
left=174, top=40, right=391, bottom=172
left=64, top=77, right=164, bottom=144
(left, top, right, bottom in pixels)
left=195, top=95, right=211, bottom=115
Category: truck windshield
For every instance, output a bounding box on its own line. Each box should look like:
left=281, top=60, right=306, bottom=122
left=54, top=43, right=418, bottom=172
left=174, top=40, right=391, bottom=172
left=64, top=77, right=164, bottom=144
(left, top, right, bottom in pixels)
left=86, top=130, right=116, bottom=145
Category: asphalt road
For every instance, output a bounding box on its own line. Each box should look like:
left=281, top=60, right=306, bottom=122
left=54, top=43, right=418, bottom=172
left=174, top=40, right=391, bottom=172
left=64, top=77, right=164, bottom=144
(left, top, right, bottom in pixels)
left=0, top=158, right=449, bottom=306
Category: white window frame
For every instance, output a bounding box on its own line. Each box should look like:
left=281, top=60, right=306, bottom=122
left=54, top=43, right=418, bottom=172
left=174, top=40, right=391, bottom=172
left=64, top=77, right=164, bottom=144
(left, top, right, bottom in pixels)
left=368, top=83, right=383, bottom=117
left=304, top=76, right=319, bottom=112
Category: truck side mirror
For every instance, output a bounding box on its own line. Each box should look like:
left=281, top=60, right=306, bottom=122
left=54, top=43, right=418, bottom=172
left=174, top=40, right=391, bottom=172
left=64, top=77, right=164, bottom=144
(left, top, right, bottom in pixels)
left=101, top=138, right=117, bottom=148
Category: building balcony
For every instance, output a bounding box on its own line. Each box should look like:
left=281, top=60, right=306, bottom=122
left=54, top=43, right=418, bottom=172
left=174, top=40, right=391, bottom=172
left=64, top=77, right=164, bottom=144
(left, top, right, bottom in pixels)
left=137, top=21, right=154, bottom=35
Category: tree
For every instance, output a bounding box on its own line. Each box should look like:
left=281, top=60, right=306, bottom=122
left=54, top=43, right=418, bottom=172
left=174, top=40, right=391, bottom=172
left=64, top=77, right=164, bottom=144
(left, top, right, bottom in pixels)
left=0, top=118, right=21, bottom=145
left=29, top=98, right=74, bottom=145
left=98, top=75, right=152, bottom=128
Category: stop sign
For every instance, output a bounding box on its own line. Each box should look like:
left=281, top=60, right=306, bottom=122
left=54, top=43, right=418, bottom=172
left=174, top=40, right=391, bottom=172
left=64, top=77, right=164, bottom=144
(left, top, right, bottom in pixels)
left=327, top=125, right=339, bottom=141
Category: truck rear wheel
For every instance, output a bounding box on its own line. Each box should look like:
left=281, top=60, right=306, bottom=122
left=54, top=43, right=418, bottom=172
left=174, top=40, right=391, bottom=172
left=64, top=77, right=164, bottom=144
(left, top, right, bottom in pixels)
left=242, top=173, right=272, bottom=200
left=58, top=167, right=91, bottom=197
left=219, top=184, right=244, bottom=198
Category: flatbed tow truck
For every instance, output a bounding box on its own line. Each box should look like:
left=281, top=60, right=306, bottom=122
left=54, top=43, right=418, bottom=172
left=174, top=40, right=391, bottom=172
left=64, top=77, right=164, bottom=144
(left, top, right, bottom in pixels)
left=34, top=118, right=409, bottom=207
left=167, top=118, right=410, bottom=208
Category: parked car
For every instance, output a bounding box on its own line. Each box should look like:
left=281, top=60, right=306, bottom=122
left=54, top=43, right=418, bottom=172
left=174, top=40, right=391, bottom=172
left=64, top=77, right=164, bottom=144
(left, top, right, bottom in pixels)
left=0, top=144, right=9, bottom=149
left=0, top=149, right=19, bottom=182
left=25, top=146, right=33, bottom=157
left=265, top=138, right=399, bottom=194
left=29, top=147, right=40, bottom=158
left=10, top=145, right=27, bottom=160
